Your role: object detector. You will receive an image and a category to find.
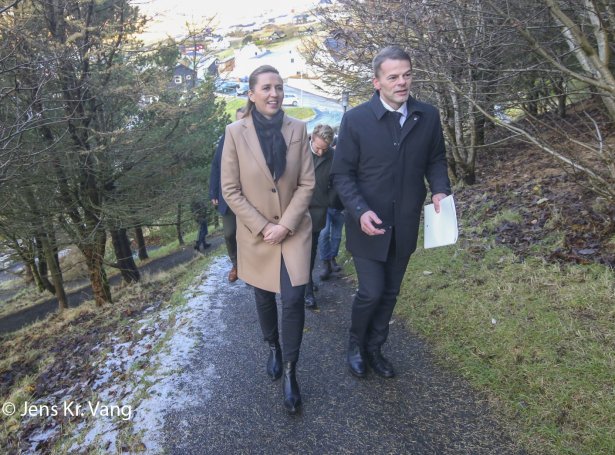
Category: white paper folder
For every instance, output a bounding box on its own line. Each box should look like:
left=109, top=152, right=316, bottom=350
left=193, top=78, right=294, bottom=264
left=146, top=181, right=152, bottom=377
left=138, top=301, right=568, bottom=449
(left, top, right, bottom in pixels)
left=423, top=194, right=458, bottom=249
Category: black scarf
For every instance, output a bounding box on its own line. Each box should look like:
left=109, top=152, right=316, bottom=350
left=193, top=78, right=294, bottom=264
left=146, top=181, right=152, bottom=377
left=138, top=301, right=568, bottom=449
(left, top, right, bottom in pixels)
left=252, top=109, right=287, bottom=182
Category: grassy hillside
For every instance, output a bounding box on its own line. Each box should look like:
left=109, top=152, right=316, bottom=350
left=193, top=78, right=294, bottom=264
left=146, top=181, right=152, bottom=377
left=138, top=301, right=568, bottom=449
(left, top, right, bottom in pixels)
left=391, top=135, right=615, bottom=454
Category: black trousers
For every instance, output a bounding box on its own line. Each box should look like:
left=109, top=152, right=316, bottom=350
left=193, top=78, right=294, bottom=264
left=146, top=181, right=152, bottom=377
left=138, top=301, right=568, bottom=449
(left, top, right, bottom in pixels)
left=350, top=236, right=410, bottom=352
left=253, top=258, right=306, bottom=363
left=308, top=231, right=320, bottom=284
left=222, top=210, right=237, bottom=267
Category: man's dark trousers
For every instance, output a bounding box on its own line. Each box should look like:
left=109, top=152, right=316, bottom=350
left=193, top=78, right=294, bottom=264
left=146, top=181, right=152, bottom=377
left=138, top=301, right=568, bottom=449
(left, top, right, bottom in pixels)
left=350, top=234, right=410, bottom=352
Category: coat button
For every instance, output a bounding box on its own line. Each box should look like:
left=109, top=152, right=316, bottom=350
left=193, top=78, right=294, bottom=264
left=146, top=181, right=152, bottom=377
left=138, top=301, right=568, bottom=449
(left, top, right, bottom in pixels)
left=274, top=216, right=279, bottom=220
left=271, top=188, right=276, bottom=193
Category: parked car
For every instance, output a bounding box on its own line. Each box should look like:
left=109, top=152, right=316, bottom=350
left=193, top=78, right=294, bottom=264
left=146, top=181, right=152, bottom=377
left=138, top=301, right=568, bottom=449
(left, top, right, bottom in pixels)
left=282, top=93, right=299, bottom=106
left=215, top=79, right=240, bottom=94
left=236, top=83, right=249, bottom=96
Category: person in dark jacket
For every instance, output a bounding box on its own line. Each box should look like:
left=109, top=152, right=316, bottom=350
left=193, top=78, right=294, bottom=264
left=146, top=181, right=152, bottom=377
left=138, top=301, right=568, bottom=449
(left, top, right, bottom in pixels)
left=331, top=46, right=451, bottom=379
left=191, top=198, right=210, bottom=251
left=210, top=108, right=245, bottom=282
left=304, top=124, right=336, bottom=310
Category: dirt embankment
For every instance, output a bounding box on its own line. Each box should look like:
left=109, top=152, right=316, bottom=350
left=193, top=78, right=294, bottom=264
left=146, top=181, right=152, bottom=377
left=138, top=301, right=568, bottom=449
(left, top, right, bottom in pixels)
left=456, top=118, right=615, bottom=268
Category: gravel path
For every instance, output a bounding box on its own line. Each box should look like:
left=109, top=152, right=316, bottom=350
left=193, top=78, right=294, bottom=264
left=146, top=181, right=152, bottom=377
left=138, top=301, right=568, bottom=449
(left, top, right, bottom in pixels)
left=158, top=257, right=524, bottom=454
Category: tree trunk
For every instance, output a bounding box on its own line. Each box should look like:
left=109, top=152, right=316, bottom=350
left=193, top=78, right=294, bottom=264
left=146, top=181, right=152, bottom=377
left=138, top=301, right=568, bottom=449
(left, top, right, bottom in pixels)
left=41, top=234, right=68, bottom=310
left=554, top=77, right=567, bottom=118
left=176, top=203, right=184, bottom=246
left=111, top=228, right=140, bottom=283
left=18, top=246, right=45, bottom=292
left=525, top=85, right=539, bottom=116
left=35, top=236, right=55, bottom=294
left=134, top=226, right=148, bottom=260
left=446, top=149, right=459, bottom=185
left=81, top=229, right=112, bottom=306
left=23, top=261, right=34, bottom=284
left=461, top=166, right=477, bottom=185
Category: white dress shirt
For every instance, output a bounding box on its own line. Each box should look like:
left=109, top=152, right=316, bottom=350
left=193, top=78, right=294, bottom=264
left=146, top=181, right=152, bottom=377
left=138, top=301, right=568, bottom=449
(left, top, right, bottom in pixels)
left=380, top=98, right=408, bottom=126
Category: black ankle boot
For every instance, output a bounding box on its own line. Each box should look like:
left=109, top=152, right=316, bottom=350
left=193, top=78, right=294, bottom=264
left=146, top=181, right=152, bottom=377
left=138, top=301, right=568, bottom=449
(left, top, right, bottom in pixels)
left=282, top=361, right=301, bottom=414
left=319, top=260, right=332, bottom=280
left=304, top=280, right=318, bottom=310
left=267, top=341, right=282, bottom=380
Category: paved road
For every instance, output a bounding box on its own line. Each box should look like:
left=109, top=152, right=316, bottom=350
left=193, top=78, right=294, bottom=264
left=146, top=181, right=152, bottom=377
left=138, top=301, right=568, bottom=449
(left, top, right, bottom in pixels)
left=236, top=86, right=344, bottom=130
left=160, top=261, right=524, bottom=454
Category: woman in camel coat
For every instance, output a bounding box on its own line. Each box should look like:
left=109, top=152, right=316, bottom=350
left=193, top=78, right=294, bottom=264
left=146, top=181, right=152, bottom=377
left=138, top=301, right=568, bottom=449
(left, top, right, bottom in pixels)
left=221, top=65, right=314, bottom=414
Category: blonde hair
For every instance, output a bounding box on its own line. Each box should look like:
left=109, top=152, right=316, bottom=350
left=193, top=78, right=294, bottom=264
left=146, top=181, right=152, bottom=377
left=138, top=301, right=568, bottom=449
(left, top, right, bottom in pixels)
left=311, top=124, right=335, bottom=146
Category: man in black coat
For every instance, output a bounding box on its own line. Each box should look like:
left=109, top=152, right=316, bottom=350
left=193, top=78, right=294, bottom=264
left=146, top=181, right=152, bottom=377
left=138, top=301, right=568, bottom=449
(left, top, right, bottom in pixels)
left=305, top=123, right=336, bottom=310
left=209, top=108, right=245, bottom=282
left=331, top=46, right=451, bottom=378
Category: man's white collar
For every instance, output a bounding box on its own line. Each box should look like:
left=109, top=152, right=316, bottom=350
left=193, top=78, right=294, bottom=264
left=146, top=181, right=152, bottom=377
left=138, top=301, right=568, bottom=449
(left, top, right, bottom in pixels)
left=380, top=98, right=408, bottom=117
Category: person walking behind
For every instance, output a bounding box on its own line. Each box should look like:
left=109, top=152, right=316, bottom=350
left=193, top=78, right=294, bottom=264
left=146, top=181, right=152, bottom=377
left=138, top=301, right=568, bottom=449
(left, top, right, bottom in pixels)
left=304, top=124, right=336, bottom=310
left=191, top=198, right=211, bottom=251
left=318, top=206, right=345, bottom=280
left=221, top=65, right=315, bottom=414
left=332, top=46, right=451, bottom=379
left=210, top=107, right=246, bottom=282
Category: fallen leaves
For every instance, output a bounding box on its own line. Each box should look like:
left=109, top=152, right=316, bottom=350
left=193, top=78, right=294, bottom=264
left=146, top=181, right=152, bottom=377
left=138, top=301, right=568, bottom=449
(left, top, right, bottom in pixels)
left=458, top=143, right=615, bottom=267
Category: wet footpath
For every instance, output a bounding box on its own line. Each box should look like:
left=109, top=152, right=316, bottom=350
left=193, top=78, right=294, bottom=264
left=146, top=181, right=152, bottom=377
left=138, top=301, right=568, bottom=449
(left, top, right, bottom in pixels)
left=153, top=256, right=524, bottom=454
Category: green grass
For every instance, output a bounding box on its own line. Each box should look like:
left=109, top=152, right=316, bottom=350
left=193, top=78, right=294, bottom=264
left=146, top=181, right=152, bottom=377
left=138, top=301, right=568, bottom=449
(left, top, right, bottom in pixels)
left=142, top=228, right=199, bottom=261
left=223, top=97, right=247, bottom=118
left=0, top=251, right=215, bottom=453
left=222, top=97, right=315, bottom=121
left=285, top=106, right=315, bottom=120
left=267, top=37, right=301, bottom=52
left=395, top=238, right=615, bottom=454
left=215, top=48, right=234, bottom=60
left=483, top=208, right=523, bottom=232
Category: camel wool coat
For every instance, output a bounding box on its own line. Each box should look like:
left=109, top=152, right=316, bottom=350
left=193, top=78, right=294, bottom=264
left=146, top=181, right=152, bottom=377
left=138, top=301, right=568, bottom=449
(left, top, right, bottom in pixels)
left=221, top=113, right=315, bottom=292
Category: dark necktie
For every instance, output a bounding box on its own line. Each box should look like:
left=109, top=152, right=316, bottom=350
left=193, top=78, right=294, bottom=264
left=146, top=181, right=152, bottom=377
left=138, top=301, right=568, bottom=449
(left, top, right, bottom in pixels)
left=390, top=111, right=403, bottom=144
left=391, top=111, right=403, bottom=127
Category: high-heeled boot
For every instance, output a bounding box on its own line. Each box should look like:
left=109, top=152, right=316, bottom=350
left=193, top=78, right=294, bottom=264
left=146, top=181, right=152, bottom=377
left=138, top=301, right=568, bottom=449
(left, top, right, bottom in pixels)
left=304, top=280, right=318, bottom=310
left=266, top=341, right=282, bottom=380
left=282, top=361, right=301, bottom=414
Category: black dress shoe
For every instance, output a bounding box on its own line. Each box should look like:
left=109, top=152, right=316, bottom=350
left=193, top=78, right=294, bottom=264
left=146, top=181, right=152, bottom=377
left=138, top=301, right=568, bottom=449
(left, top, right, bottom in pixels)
left=319, top=260, right=332, bottom=280
left=366, top=349, right=395, bottom=378
left=331, top=257, right=342, bottom=272
left=282, top=361, right=302, bottom=414
left=347, top=342, right=366, bottom=378
left=267, top=341, right=282, bottom=380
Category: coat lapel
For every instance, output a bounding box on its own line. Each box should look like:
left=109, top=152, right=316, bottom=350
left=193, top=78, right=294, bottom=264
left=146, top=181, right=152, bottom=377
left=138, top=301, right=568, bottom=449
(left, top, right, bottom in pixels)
left=399, top=112, right=420, bottom=145
left=281, top=114, right=295, bottom=148
left=242, top=116, right=276, bottom=186
left=400, top=98, right=425, bottom=145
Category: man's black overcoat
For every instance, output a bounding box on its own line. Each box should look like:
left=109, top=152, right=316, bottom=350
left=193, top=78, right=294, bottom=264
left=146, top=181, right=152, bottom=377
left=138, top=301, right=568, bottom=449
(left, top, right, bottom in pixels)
left=331, top=92, right=451, bottom=261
